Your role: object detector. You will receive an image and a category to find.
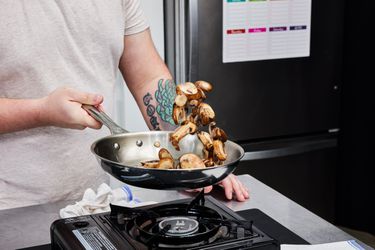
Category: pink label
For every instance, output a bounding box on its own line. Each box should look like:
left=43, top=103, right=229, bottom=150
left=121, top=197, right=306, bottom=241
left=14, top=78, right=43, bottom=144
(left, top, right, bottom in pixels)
left=249, top=28, right=267, bottom=33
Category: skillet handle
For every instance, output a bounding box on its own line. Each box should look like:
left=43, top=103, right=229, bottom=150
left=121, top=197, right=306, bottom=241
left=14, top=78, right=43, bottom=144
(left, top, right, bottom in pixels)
left=82, top=104, right=128, bottom=135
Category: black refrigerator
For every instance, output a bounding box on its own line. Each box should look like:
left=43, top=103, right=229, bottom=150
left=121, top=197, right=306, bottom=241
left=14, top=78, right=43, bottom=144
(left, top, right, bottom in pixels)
left=164, top=0, right=344, bottom=223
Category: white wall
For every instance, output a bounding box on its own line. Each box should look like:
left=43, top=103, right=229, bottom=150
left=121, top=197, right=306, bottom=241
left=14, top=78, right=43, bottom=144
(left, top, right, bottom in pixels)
left=114, top=0, right=165, bottom=132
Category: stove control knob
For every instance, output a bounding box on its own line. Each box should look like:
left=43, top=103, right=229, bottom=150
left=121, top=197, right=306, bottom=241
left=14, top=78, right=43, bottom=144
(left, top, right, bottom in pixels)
left=73, top=221, right=89, bottom=228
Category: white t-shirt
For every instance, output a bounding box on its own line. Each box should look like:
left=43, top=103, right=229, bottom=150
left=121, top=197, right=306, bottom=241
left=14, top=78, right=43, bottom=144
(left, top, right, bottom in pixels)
left=0, top=0, right=149, bottom=210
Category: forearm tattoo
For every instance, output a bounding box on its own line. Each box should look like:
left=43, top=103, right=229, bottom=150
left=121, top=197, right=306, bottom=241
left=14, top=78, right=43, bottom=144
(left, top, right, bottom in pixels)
left=143, top=92, right=160, bottom=130
left=155, top=79, right=176, bottom=125
left=142, top=79, right=176, bottom=131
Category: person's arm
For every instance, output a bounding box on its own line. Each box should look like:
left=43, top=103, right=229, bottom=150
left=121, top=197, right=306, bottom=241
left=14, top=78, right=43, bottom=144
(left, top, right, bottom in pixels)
left=0, top=87, right=103, bottom=134
left=119, top=29, right=176, bottom=131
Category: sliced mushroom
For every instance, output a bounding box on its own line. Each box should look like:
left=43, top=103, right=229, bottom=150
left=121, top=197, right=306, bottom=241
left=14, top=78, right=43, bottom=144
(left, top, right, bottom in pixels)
left=179, top=153, right=206, bottom=169
left=158, top=158, right=174, bottom=169
left=175, top=94, right=188, bottom=107
left=158, top=148, right=173, bottom=160
left=176, top=82, right=201, bottom=100
left=213, top=140, right=227, bottom=161
left=197, top=88, right=206, bottom=100
left=203, top=158, right=216, bottom=167
left=170, top=122, right=197, bottom=150
left=210, top=127, right=228, bottom=142
left=195, top=80, right=213, bottom=93
left=189, top=99, right=200, bottom=107
left=198, top=103, right=215, bottom=126
left=141, top=160, right=160, bottom=168
left=172, top=104, right=186, bottom=125
left=197, top=131, right=213, bottom=150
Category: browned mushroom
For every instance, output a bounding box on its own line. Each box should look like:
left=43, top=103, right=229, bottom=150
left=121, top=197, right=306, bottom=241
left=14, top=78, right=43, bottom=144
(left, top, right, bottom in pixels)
left=195, top=80, right=213, bottom=93
left=158, top=158, right=174, bottom=169
left=172, top=104, right=186, bottom=125
left=158, top=148, right=173, bottom=160
left=140, top=160, right=160, bottom=168
left=210, top=127, right=228, bottom=142
left=179, top=153, right=206, bottom=169
left=198, top=103, right=215, bottom=126
left=213, top=139, right=227, bottom=161
left=197, top=131, right=213, bottom=150
left=170, top=122, right=197, bottom=150
left=175, top=94, right=188, bottom=107
left=176, top=82, right=201, bottom=100
left=203, top=158, right=216, bottom=167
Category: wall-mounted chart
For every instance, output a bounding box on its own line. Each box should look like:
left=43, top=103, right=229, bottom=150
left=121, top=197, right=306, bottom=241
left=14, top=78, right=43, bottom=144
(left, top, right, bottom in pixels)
left=223, top=0, right=312, bottom=63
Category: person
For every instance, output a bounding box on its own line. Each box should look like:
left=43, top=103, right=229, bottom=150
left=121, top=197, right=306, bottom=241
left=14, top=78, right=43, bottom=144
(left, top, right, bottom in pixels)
left=0, top=0, right=249, bottom=210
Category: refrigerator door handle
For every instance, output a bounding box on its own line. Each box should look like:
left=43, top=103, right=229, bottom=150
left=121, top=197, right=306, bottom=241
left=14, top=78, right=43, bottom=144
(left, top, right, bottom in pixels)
left=241, top=138, right=337, bottom=161
left=187, top=0, right=199, bottom=82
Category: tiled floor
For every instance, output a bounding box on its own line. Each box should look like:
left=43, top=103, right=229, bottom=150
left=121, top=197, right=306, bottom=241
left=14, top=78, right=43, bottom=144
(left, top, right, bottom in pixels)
left=339, top=227, right=375, bottom=248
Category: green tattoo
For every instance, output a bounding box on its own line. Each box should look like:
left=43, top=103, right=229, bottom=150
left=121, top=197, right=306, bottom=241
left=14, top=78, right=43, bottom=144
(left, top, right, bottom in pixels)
left=155, top=79, right=176, bottom=125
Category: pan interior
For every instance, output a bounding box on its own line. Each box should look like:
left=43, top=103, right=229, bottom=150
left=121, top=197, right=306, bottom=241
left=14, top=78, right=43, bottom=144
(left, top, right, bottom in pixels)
left=93, top=132, right=243, bottom=168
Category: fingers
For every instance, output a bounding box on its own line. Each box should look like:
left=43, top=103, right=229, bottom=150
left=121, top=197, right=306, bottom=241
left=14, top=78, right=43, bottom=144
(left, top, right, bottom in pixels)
left=220, top=174, right=249, bottom=201
left=221, top=177, right=233, bottom=200
left=83, top=113, right=103, bottom=129
left=204, top=185, right=213, bottom=193
left=66, top=88, right=103, bottom=105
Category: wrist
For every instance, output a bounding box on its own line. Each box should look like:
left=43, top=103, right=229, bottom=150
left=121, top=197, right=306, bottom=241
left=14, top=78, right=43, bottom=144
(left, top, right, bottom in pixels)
left=34, top=97, right=50, bottom=126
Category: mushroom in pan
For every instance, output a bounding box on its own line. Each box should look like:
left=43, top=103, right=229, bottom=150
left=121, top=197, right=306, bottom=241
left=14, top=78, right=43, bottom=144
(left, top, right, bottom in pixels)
left=170, top=122, right=197, bottom=151
left=141, top=148, right=175, bottom=169
left=140, top=160, right=160, bottom=169
left=213, top=139, right=227, bottom=162
left=197, top=131, right=213, bottom=150
left=179, top=153, right=206, bottom=169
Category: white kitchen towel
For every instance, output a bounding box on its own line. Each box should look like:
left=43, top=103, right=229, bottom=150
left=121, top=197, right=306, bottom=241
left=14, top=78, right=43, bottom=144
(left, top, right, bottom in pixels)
left=281, top=240, right=365, bottom=250
left=60, top=183, right=157, bottom=218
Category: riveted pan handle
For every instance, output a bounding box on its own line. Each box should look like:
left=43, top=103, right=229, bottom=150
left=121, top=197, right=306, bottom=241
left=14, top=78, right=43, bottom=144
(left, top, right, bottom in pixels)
left=82, top=104, right=128, bottom=135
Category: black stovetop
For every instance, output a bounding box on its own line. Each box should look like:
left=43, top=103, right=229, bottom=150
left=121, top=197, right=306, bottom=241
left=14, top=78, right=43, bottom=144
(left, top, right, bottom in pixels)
left=50, top=193, right=307, bottom=250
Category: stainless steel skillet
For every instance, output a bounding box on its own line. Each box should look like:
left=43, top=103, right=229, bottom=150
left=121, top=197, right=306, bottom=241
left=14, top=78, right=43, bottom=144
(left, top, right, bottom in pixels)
left=82, top=105, right=244, bottom=190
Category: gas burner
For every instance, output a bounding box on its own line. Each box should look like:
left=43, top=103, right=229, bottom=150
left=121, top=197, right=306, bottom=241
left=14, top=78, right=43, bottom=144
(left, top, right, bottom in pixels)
left=128, top=203, right=226, bottom=248
left=158, top=217, right=199, bottom=236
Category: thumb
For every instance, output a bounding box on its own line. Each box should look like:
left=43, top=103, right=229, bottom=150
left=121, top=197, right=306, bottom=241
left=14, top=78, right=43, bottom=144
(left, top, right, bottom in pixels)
left=68, top=89, right=103, bottom=105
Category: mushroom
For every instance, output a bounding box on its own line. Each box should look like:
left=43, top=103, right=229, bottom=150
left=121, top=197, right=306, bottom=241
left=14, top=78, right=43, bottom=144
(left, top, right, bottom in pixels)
left=158, top=148, right=173, bottom=160
left=158, top=158, right=174, bottom=169
left=213, top=139, right=227, bottom=161
left=195, top=80, right=213, bottom=93
left=179, top=153, right=206, bottom=169
left=140, top=160, right=160, bottom=168
left=198, top=103, right=215, bottom=126
left=197, top=131, right=213, bottom=150
left=175, top=94, right=188, bottom=107
left=210, top=127, right=228, bottom=142
left=170, top=122, right=197, bottom=150
left=172, top=104, right=186, bottom=125
left=203, top=158, right=216, bottom=167
left=176, top=82, right=201, bottom=100
left=202, top=148, right=215, bottom=167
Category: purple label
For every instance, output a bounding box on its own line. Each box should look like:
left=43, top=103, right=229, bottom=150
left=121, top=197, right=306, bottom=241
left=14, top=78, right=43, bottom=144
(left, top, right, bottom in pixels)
left=269, top=26, right=287, bottom=32
left=249, top=28, right=267, bottom=33
left=290, top=25, right=307, bottom=30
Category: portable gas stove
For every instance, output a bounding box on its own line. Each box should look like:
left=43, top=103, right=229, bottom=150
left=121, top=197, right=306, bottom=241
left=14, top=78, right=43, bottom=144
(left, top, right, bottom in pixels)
left=51, top=192, right=280, bottom=249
